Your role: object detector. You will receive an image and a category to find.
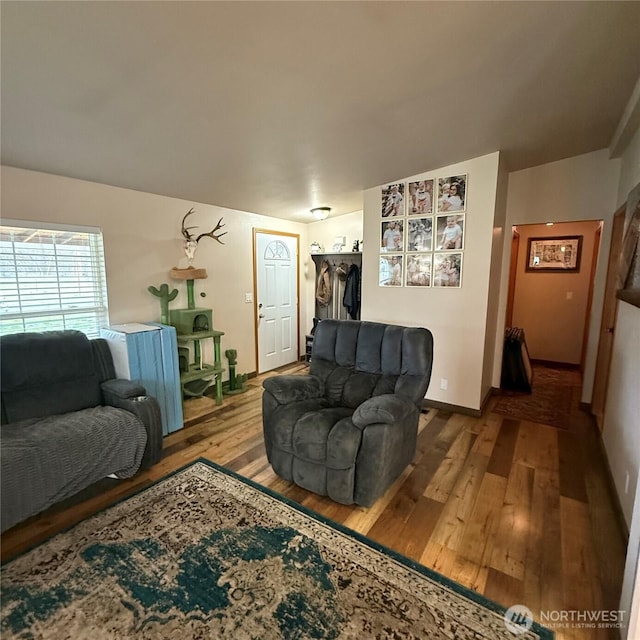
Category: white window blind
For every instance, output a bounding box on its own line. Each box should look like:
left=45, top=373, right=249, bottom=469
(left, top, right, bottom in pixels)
left=0, top=222, right=109, bottom=338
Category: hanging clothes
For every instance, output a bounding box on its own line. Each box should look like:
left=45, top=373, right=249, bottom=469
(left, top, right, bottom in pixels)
left=343, top=263, right=361, bottom=319
left=316, top=260, right=332, bottom=307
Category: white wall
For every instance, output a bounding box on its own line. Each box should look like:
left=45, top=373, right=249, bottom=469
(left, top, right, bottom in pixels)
left=0, top=166, right=311, bottom=378
left=602, top=127, right=640, bottom=526
left=616, top=123, right=640, bottom=209
left=609, top=301, right=640, bottom=639
left=307, top=210, right=363, bottom=255
left=494, top=149, right=621, bottom=402
left=623, top=486, right=640, bottom=639
left=362, top=152, right=501, bottom=411
left=603, top=300, right=640, bottom=527
left=607, top=109, right=640, bottom=639
left=481, top=156, right=509, bottom=403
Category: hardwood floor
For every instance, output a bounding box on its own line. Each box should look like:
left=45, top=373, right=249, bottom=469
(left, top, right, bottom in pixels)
left=1, top=362, right=628, bottom=640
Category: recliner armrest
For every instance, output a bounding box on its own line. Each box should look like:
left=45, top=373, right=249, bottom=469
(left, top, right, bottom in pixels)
left=263, top=375, right=324, bottom=405
left=101, top=380, right=162, bottom=469
left=352, top=394, right=416, bottom=428
left=101, top=378, right=147, bottom=400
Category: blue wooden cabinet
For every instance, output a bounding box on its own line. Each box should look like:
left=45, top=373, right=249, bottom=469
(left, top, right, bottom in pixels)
left=100, top=323, right=183, bottom=435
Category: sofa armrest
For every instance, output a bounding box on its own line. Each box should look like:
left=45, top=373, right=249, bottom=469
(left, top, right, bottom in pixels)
left=101, top=380, right=163, bottom=469
left=101, top=378, right=146, bottom=400
left=262, top=375, right=324, bottom=405
left=352, top=394, right=416, bottom=428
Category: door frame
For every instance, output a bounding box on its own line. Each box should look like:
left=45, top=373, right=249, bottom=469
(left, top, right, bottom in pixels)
left=252, top=228, right=301, bottom=374
left=505, top=227, right=520, bottom=329
left=591, top=207, right=626, bottom=429
left=580, top=221, right=603, bottom=370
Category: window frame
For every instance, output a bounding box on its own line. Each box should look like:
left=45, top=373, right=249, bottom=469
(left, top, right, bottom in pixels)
left=0, top=219, right=110, bottom=338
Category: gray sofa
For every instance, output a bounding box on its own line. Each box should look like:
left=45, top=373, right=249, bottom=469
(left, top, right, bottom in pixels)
left=1, top=330, right=163, bottom=532
left=262, top=319, right=433, bottom=506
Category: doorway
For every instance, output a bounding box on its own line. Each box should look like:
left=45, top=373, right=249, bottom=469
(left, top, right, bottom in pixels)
left=253, top=229, right=299, bottom=374
left=504, top=220, right=602, bottom=370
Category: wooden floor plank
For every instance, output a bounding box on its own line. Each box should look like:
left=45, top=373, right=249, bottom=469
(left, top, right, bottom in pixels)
left=428, top=452, right=491, bottom=552
left=560, top=496, right=603, bottom=613
left=470, top=413, right=502, bottom=457
left=484, top=567, right=524, bottom=611
left=456, top=471, right=507, bottom=581
left=490, top=462, right=534, bottom=581
left=558, top=430, right=589, bottom=503
left=424, top=428, right=477, bottom=503
left=394, top=496, right=444, bottom=562
left=524, top=464, right=563, bottom=619
left=486, top=418, right=520, bottom=477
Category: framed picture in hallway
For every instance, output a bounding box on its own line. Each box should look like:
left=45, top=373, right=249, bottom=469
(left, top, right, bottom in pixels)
left=526, top=235, right=583, bottom=272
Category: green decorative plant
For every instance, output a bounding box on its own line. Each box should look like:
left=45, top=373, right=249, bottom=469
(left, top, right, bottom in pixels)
left=224, top=349, right=248, bottom=393
left=148, top=283, right=179, bottom=325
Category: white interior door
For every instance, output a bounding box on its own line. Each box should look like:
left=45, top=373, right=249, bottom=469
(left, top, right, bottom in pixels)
left=255, top=231, right=298, bottom=373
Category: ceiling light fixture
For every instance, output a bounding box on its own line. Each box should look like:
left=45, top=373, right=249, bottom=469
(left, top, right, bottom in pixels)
left=311, top=207, right=330, bottom=221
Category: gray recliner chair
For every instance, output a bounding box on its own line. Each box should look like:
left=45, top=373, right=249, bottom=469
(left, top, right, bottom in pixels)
left=262, top=319, right=434, bottom=507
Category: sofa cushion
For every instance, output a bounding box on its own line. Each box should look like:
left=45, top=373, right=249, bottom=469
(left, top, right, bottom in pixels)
left=292, top=407, right=353, bottom=463
left=0, top=331, right=102, bottom=423
left=310, top=320, right=434, bottom=407
left=266, top=398, right=330, bottom=454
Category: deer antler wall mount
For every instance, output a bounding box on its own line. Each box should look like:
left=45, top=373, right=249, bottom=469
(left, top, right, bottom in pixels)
left=181, top=208, right=227, bottom=265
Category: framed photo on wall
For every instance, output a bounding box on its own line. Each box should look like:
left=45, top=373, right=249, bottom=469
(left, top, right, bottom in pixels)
left=435, top=214, right=464, bottom=250
left=405, top=254, right=431, bottom=287
left=433, top=252, right=462, bottom=288
left=406, top=217, right=433, bottom=252
left=437, top=175, right=467, bottom=213
left=381, top=183, right=405, bottom=217
left=407, top=179, right=434, bottom=215
left=380, top=219, right=404, bottom=252
left=526, top=235, right=583, bottom=272
left=379, top=254, right=403, bottom=287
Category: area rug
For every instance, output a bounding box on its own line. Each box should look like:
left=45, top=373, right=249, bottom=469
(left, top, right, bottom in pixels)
left=1, top=459, right=552, bottom=639
left=493, top=365, right=578, bottom=429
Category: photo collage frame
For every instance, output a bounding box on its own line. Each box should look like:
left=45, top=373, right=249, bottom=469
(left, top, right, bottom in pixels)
left=379, top=175, right=467, bottom=287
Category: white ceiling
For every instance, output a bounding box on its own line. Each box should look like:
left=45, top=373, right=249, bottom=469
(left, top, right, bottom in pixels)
left=2, top=1, right=640, bottom=222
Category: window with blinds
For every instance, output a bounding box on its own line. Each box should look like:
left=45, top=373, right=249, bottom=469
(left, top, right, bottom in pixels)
left=0, top=221, right=109, bottom=338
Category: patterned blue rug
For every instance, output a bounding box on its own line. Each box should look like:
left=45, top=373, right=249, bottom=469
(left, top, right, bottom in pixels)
left=1, top=459, right=552, bottom=639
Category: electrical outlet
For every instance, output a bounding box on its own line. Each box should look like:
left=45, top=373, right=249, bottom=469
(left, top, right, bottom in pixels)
left=440, top=378, right=448, bottom=391
left=245, top=292, right=253, bottom=303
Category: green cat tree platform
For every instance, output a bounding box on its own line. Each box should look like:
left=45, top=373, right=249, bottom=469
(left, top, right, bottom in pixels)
left=169, top=267, right=225, bottom=405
